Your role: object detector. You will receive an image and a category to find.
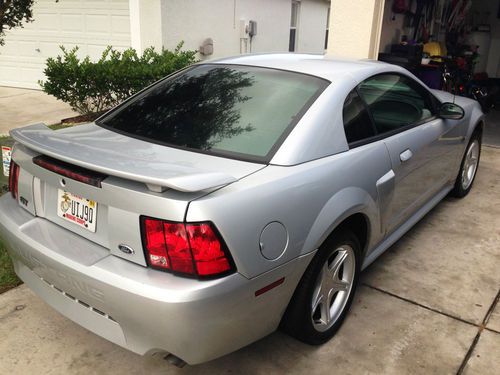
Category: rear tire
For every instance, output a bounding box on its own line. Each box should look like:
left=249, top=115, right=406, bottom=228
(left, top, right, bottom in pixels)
left=450, top=131, right=481, bottom=198
left=281, top=229, right=360, bottom=345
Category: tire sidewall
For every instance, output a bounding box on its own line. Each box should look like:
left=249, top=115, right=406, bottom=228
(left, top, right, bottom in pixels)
left=452, top=132, right=482, bottom=198
left=283, top=230, right=361, bottom=344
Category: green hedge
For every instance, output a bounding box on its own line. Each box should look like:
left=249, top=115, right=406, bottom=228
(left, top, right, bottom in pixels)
left=39, top=43, right=198, bottom=115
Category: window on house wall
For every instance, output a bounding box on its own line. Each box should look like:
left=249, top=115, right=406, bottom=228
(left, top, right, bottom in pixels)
left=324, top=7, right=330, bottom=50
left=289, top=0, right=300, bottom=52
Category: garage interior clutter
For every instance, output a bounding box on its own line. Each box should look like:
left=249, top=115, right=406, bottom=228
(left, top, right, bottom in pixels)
left=378, top=0, right=500, bottom=113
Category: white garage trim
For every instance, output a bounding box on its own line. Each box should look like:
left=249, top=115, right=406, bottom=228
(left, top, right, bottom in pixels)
left=128, top=0, right=164, bottom=54
left=0, top=0, right=131, bottom=89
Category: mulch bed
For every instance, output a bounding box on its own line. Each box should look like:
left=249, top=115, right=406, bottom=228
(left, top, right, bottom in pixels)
left=61, top=111, right=105, bottom=125
left=0, top=284, right=21, bottom=295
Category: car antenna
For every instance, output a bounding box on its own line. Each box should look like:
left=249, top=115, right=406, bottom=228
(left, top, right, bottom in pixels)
left=452, top=72, right=456, bottom=104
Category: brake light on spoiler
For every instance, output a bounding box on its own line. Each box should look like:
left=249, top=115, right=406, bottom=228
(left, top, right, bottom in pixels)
left=141, top=217, right=235, bottom=278
left=33, top=155, right=107, bottom=187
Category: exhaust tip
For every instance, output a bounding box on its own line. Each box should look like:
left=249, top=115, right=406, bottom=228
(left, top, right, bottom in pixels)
left=164, top=353, right=187, bottom=368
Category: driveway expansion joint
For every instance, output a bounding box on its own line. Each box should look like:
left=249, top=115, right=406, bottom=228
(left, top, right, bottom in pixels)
left=481, top=288, right=500, bottom=327
left=455, top=287, right=500, bottom=375
left=362, top=283, right=479, bottom=328
left=362, top=285, right=500, bottom=374
left=484, top=327, right=500, bottom=335
left=456, top=331, right=481, bottom=375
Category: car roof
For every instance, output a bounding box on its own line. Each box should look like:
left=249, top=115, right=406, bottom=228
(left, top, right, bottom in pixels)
left=203, top=53, right=421, bottom=166
left=208, top=53, right=405, bottom=82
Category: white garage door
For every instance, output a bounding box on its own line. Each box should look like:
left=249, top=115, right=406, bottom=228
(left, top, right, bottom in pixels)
left=0, top=0, right=131, bottom=89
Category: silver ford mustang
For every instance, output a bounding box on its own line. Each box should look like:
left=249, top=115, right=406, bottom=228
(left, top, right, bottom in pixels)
left=0, top=54, right=483, bottom=365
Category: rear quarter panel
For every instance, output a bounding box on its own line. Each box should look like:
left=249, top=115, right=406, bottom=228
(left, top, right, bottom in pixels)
left=186, top=142, right=392, bottom=279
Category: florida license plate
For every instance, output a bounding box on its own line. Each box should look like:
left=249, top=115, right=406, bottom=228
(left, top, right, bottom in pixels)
left=57, top=189, right=98, bottom=232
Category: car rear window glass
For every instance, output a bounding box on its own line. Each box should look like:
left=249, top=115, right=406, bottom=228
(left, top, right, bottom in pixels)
left=97, top=64, right=328, bottom=162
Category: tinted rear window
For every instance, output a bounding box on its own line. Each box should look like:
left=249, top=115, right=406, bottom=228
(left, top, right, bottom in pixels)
left=97, top=64, right=328, bottom=162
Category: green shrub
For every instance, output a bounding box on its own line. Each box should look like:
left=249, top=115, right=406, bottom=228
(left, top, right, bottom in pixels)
left=39, top=43, right=198, bottom=115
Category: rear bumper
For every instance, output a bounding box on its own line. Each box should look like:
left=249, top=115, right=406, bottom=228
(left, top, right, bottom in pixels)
left=0, top=195, right=313, bottom=364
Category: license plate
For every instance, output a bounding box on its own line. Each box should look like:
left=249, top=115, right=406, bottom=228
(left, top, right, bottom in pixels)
left=57, top=189, right=98, bottom=232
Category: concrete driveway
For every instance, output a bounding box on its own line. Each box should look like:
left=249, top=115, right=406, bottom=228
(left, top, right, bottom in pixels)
left=484, top=109, right=500, bottom=147
left=0, top=87, right=76, bottom=135
left=0, top=146, right=499, bottom=374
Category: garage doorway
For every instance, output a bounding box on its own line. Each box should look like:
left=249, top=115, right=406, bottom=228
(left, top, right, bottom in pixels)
left=377, top=0, right=500, bottom=147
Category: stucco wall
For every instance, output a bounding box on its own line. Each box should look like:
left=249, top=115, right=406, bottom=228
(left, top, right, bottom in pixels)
left=237, top=0, right=292, bottom=54
left=327, top=0, right=384, bottom=59
left=162, top=0, right=329, bottom=59
left=297, top=0, right=329, bottom=53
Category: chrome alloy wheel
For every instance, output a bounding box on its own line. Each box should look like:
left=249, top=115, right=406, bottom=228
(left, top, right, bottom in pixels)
left=311, top=245, right=355, bottom=332
left=461, top=139, right=480, bottom=190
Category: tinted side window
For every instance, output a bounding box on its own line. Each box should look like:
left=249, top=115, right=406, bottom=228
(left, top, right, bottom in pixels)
left=343, top=89, right=376, bottom=144
left=358, top=74, right=435, bottom=135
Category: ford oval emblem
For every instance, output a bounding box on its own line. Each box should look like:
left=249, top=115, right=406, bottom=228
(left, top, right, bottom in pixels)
left=118, top=244, right=135, bottom=255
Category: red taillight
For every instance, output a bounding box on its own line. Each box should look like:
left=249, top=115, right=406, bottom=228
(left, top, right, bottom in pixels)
left=8, top=160, right=20, bottom=200
left=143, top=218, right=171, bottom=269
left=141, top=217, right=234, bottom=278
left=33, top=155, right=106, bottom=187
left=164, top=222, right=195, bottom=274
left=186, top=223, right=232, bottom=276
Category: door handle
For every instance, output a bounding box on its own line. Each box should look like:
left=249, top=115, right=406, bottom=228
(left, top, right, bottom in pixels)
left=400, top=149, right=413, bottom=162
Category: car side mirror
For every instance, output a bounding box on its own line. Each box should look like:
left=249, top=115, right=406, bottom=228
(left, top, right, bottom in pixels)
left=439, top=102, right=465, bottom=120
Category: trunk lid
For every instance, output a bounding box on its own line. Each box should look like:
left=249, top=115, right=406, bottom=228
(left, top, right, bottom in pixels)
left=10, top=122, right=265, bottom=267
left=11, top=123, right=264, bottom=192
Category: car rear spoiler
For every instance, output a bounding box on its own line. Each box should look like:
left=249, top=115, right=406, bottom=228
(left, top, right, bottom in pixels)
left=10, top=123, right=238, bottom=193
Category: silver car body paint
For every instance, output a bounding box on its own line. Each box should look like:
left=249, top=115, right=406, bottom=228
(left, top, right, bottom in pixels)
left=0, top=54, right=484, bottom=364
